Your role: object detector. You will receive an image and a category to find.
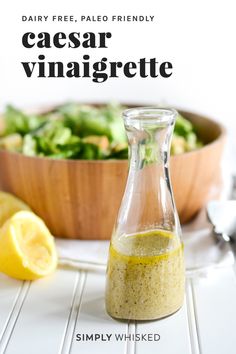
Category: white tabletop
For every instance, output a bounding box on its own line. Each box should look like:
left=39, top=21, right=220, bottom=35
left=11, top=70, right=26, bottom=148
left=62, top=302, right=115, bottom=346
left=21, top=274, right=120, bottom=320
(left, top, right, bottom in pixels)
left=0, top=259, right=236, bottom=354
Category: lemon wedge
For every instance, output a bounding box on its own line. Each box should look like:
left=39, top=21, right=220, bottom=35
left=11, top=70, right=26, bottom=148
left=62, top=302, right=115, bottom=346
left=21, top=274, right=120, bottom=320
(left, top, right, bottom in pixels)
left=0, top=191, right=31, bottom=228
left=0, top=211, right=58, bottom=280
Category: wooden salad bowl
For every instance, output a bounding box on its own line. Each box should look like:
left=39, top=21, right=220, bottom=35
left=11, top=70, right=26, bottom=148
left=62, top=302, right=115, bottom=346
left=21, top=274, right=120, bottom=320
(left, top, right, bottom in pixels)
left=0, top=109, right=225, bottom=240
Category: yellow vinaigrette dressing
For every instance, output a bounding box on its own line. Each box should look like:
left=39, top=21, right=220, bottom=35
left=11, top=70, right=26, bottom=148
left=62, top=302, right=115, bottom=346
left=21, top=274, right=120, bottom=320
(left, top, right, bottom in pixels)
left=105, top=230, right=185, bottom=320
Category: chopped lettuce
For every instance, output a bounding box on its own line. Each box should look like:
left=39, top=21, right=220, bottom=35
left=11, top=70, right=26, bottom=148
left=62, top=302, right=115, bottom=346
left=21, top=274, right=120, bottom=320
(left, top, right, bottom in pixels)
left=3, top=105, right=45, bottom=136
left=0, top=104, right=203, bottom=160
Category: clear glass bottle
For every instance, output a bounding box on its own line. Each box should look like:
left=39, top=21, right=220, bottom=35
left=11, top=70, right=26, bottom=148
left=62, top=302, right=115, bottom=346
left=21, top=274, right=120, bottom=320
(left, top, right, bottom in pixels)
left=105, top=107, right=185, bottom=321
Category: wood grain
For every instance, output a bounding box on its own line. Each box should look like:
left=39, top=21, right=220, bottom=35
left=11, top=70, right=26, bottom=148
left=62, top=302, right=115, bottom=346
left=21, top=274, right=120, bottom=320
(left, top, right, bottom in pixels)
left=0, top=111, right=225, bottom=239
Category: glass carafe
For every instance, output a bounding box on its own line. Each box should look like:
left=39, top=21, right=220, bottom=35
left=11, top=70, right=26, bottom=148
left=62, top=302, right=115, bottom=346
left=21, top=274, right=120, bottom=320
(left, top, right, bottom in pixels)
left=105, top=107, right=185, bottom=321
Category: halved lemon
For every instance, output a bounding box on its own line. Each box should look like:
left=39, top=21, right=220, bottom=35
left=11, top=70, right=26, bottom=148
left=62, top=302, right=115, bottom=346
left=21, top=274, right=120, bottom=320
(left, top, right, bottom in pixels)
left=0, top=191, right=31, bottom=228
left=0, top=211, right=58, bottom=280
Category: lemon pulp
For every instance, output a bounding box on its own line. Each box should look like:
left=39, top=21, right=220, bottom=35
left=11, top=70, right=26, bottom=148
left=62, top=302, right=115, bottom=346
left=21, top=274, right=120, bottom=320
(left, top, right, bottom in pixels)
left=0, top=211, right=57, bottom=280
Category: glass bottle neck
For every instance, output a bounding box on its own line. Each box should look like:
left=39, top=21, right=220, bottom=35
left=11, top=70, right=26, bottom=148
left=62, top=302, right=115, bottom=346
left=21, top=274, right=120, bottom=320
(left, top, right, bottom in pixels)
left=126, top=121, right=174, bottom=171
left=114, top=108, right=181, bottom=237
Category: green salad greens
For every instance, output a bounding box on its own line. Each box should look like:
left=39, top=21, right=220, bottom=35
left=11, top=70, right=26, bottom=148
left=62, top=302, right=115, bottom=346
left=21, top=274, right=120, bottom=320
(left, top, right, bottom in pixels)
left=0, top=103, right=202, bottom=160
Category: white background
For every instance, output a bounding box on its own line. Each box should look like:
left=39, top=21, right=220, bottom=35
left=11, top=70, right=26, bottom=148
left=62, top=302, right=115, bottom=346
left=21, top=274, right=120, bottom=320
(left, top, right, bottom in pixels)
left=0, top=0, right=235, bottom=171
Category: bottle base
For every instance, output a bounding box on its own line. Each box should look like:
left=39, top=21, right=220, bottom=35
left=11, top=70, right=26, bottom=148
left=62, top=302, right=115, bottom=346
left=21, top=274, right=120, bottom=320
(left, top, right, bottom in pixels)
left=106, top=302, right=184, bottom=322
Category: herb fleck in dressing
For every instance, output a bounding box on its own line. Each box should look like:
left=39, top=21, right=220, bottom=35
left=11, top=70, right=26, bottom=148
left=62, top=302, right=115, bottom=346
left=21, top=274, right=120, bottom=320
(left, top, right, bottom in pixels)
left=105, top=230, right=185, bottom=320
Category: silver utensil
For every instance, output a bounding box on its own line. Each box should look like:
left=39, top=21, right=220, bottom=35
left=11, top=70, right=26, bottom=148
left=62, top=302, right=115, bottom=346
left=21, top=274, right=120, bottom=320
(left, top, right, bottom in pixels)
left=207, top=200, right=236, bottom=242
left=207, top=175, right=236, bottom=243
